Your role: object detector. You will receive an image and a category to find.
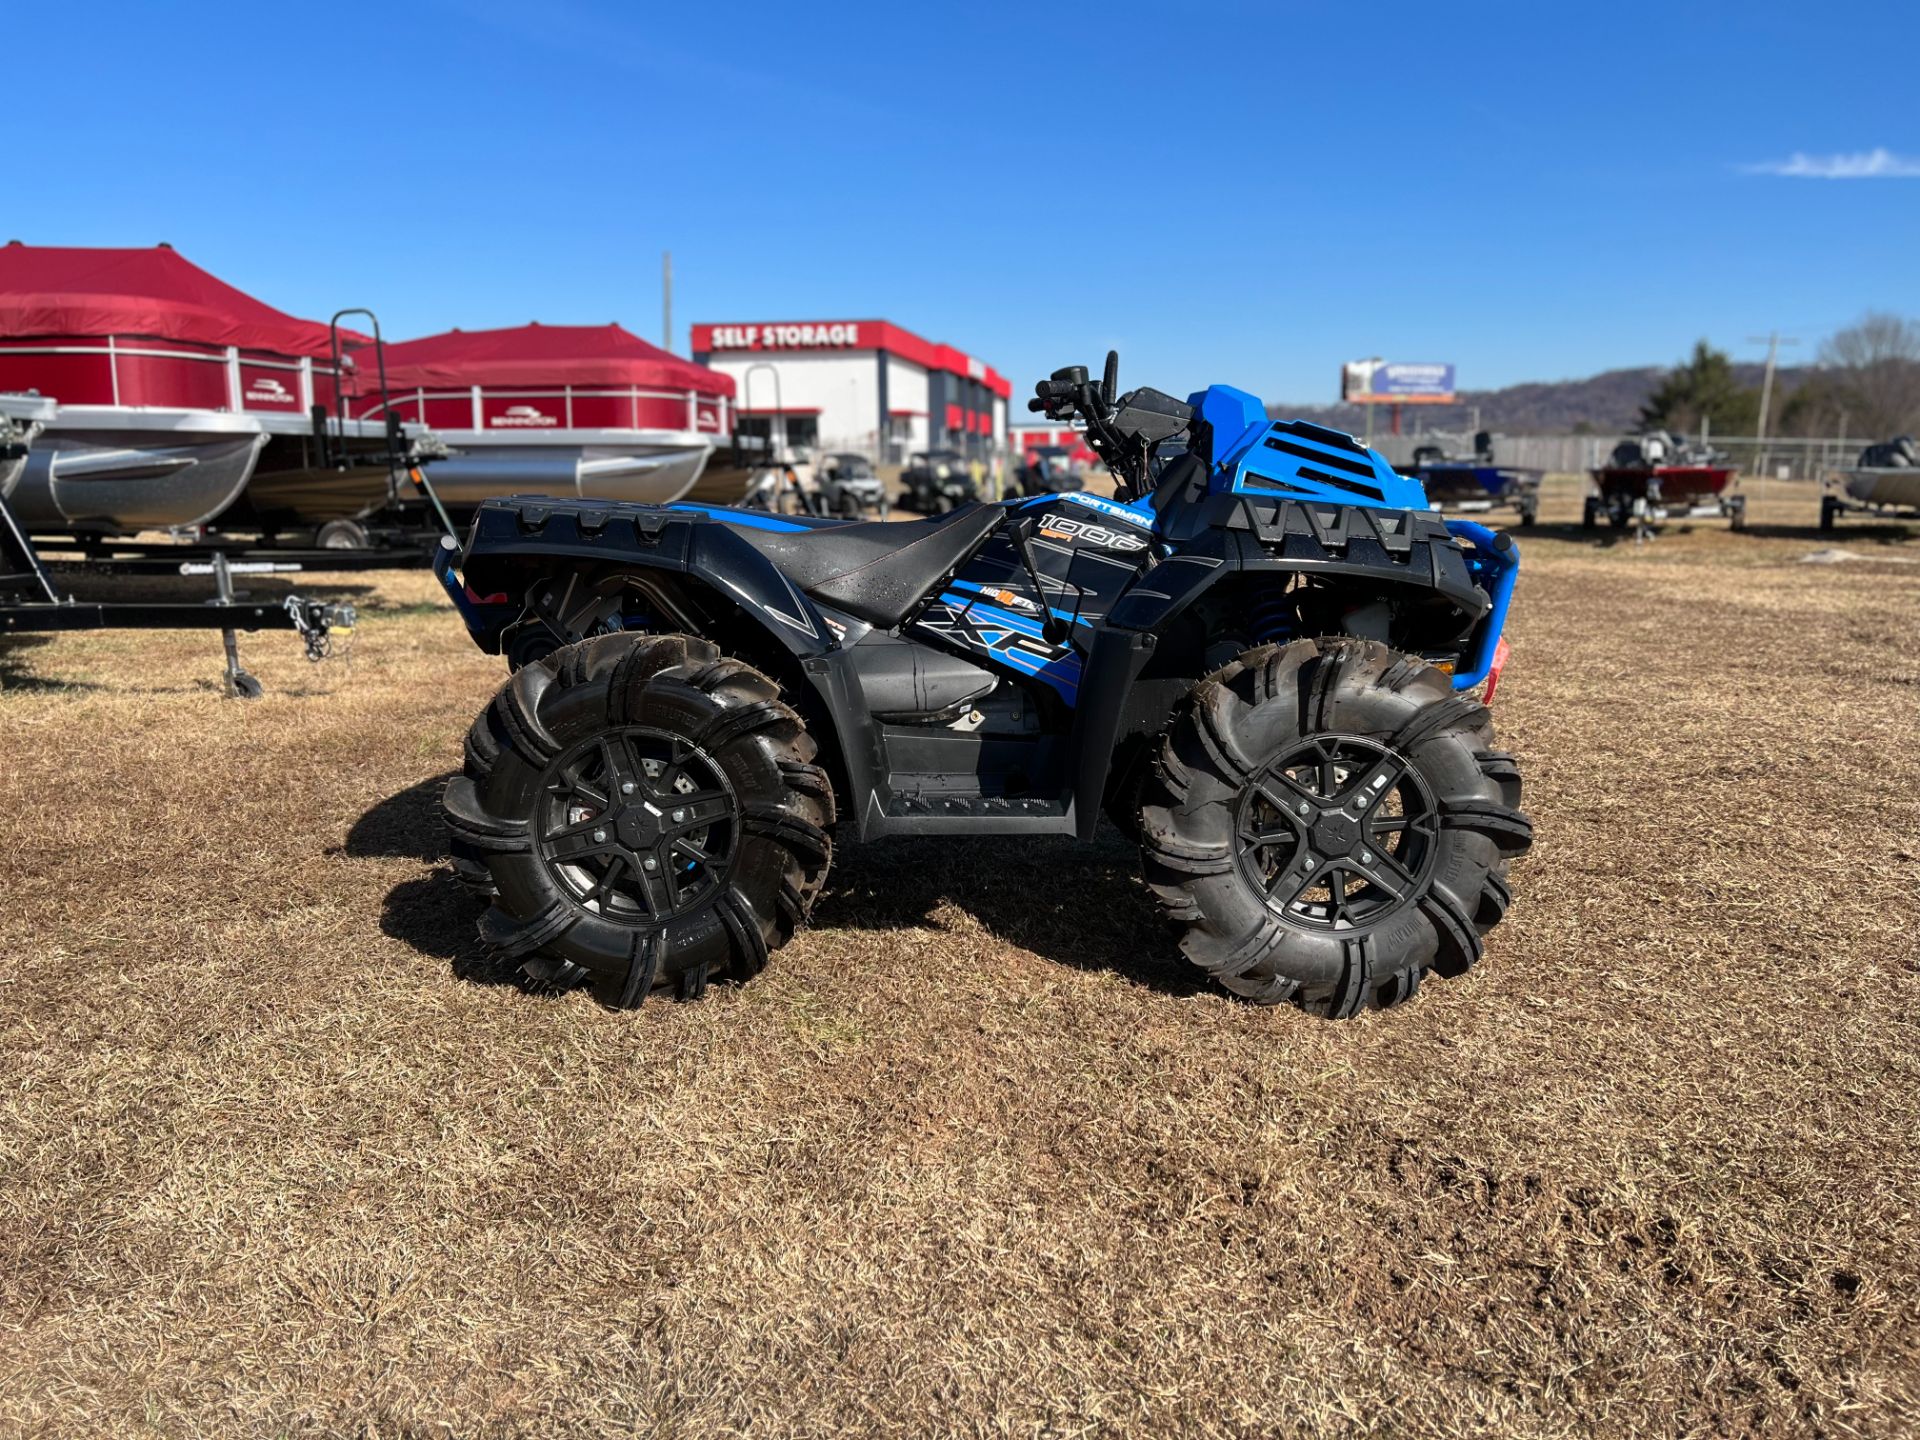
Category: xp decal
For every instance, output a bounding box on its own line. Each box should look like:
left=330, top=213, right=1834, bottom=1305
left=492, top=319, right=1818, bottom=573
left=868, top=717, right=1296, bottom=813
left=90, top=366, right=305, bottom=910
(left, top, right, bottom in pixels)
left=917, top=593, right=1082, bottom=702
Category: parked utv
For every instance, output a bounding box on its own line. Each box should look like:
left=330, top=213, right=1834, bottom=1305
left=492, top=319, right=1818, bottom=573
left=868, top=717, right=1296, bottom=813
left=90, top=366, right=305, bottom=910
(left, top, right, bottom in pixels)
left=1016, top=443, right=1087, bottom=497
left=740, top=450, right=884, bottom=519
left=437, top=354, right=1532, bottom=1018
left=815, top=452, right=886, bottom=518
left=899, top=449, right=978, bottom=513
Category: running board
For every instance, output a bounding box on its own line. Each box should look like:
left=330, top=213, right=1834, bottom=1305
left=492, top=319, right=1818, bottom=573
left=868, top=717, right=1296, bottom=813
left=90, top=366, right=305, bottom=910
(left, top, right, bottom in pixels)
left=866, top=789, right=1076, bottom=837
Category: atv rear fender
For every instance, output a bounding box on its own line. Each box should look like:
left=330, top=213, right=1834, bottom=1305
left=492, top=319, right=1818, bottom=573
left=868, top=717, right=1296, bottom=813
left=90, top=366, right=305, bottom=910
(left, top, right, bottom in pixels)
left=440, top=500, right=839, bottom=663
left=438, top=500, right=909, bottom=839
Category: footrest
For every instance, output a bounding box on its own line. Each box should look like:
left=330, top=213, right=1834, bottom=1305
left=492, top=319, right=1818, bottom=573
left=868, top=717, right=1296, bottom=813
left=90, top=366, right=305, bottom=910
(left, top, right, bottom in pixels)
left=884, top=792, right=1066, bottom=819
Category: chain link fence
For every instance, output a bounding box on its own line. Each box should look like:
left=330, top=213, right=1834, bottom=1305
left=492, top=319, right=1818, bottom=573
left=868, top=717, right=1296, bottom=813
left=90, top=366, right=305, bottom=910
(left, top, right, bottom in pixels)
left=1360, top=429, right=1864, bottom=480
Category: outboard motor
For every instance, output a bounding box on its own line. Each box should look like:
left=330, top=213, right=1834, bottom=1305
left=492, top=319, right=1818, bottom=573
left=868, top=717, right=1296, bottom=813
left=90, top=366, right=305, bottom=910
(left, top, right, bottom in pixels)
left=1859, top=436, right=1918, bottom=468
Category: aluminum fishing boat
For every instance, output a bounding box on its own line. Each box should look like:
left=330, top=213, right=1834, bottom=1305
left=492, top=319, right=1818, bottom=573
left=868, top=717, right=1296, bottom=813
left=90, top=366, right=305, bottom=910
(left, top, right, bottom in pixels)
left=1823, top=436, right=1920, bottom=529
left=1586, top=431, right=1742, bottom=530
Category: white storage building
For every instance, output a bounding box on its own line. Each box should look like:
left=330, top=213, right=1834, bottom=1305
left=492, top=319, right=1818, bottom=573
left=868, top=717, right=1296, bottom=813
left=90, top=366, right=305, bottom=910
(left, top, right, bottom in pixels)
left=690, top=319, right=1010, bottom=464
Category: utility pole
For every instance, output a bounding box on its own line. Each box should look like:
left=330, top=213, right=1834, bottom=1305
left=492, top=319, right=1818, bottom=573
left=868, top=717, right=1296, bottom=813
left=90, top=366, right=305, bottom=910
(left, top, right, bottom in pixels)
left=662, top=251, right=674, bottom=354
left=1746, top=330, right=1800, bottom=485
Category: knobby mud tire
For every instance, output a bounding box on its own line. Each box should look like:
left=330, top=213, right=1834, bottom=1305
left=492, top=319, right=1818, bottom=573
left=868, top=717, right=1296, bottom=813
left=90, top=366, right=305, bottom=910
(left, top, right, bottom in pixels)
left=1138, top=638, right=1531, bottom=1019
left=442, top=633, right=833, bottom=1005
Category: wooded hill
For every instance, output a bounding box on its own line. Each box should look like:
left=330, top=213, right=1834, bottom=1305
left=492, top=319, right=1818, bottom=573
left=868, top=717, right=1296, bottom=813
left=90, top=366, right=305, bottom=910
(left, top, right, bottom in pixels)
left=1276, top=362, right=1814, bottom=435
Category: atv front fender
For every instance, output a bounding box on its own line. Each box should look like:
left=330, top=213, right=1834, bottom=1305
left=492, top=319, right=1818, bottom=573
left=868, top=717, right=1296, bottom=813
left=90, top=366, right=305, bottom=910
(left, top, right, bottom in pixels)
left=1105, top=499, right=1490, bottom=639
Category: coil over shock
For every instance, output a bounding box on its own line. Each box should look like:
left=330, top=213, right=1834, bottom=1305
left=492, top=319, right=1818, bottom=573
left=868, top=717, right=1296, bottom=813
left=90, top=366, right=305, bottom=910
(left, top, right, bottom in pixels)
left=1247, top=583, right=1295, bottom=646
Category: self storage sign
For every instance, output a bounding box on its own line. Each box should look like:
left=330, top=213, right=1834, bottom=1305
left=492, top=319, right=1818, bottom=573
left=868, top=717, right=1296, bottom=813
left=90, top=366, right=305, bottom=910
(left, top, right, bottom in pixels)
left=703, top=323, right=863, bottom=350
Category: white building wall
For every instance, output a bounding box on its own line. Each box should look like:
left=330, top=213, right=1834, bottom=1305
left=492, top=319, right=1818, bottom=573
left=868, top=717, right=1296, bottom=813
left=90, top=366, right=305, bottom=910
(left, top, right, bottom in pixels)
left=886, top=357, right=930, bottom=455
left=707, top=351, right=882, bottom=456
left=702, top=346, right=1000, bottom=461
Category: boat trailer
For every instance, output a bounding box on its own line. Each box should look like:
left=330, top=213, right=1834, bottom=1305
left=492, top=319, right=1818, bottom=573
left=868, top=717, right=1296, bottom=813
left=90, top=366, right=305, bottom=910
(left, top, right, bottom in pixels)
left=29, top=528, right=442, bottom=575
left=1, top=412, right=354, bottom=698
left=1821, top=481, right=1920, bottom=531
left=1584, top=484, right=1747, bottom=542
left=1422, top=483, right=1540, bottom=526
left=1821, top=442, right=1920, bottom=531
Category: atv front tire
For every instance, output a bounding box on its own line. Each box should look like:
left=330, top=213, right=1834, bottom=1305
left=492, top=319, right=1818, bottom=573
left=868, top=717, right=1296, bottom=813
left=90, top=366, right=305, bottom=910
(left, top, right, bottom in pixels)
left=1139, top=639, right=1531, bottom=1018
left=442, top=633, right=834, bottom=1005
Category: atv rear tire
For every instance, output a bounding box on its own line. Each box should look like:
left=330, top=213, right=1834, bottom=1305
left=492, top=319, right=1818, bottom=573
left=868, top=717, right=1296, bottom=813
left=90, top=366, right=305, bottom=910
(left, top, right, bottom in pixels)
left=1139, top=638, right=1531, bottom=1018
left=442, top=633, right=834, bottom=1005
left=446, top=636, right=636, bottom=897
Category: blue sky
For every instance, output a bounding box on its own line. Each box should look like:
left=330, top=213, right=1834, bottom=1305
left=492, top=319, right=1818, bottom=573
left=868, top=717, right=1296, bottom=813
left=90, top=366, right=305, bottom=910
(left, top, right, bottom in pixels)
left=11, top=0, right=1919, bottom=404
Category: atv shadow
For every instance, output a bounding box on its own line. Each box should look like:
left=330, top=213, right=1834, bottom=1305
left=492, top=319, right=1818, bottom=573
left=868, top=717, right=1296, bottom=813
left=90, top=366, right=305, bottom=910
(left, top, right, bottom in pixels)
left=344, top=773, right=450, bottom=864
left=341, top=772, right=516, bottom=987
left=816, top=832, right=1202, bottom=997
left=348, top=773, right=1199, bottom=997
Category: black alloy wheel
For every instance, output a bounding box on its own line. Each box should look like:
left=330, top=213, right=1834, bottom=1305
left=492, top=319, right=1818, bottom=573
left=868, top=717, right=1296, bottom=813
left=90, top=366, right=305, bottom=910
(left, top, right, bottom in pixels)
left=1232, top=735, right=1438, bottom=932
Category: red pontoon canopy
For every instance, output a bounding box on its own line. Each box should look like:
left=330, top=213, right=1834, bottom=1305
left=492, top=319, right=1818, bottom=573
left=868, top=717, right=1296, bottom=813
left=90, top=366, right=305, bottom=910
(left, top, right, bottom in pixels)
left=0, top=242, right=339, bottom=358
left=370, top=323, right=734, bottom=398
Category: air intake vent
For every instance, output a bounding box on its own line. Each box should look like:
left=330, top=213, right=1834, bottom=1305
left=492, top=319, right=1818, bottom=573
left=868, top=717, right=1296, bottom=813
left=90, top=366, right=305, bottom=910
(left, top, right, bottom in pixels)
left=1263, top=434, right=1380, bottom=482
left=1293, top=466, right=1384, bottom=502
left=1271, top=419, right=1369, bottom=455
left=1241, top=472, right=1316, bottom=497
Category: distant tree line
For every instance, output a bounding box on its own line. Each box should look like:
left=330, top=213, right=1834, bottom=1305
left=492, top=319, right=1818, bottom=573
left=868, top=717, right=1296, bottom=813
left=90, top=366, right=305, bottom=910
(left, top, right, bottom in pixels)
left=1641, top=313, right=1920, bottom=440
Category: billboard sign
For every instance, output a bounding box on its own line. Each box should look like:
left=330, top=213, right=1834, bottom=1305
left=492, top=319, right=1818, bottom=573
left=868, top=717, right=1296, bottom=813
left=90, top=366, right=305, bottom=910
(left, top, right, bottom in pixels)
left=1341, top=359, right=1456, bottom=405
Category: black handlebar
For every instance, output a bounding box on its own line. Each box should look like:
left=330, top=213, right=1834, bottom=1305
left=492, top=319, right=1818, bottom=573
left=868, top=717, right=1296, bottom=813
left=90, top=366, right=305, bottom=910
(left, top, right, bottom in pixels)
left=1026, top=351, right=1194, bottom=502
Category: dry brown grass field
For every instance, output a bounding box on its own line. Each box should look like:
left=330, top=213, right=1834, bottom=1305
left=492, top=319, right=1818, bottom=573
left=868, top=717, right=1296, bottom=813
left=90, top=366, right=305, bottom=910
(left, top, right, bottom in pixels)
left=2, top=477, right=1917, bottom=1437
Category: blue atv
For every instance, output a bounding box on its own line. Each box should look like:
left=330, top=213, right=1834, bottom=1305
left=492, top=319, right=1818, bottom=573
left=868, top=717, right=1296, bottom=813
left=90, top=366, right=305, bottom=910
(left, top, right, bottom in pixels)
left=436, top=353, right=1532, bottom=1018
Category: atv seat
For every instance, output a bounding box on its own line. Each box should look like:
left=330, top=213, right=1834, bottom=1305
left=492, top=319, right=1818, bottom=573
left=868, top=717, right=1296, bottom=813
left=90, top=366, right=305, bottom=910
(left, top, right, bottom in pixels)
left=720, top=502, right=1004, bottom=629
